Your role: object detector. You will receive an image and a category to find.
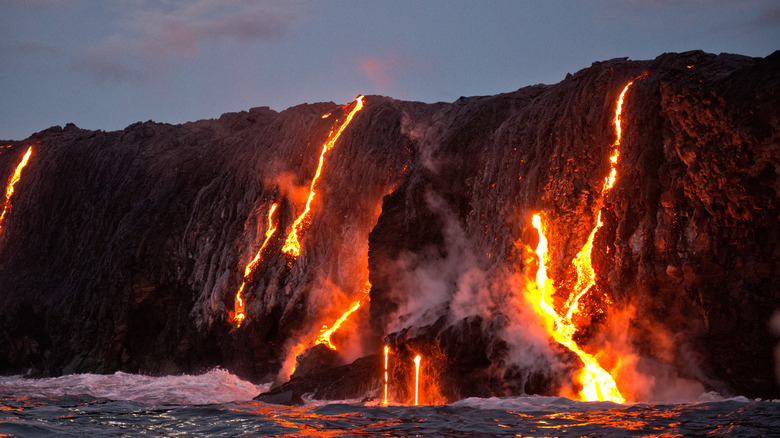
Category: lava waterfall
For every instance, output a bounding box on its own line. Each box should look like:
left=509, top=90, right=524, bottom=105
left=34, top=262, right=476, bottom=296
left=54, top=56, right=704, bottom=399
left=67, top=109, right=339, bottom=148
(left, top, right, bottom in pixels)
left=0, top=51, right=777, bottom=402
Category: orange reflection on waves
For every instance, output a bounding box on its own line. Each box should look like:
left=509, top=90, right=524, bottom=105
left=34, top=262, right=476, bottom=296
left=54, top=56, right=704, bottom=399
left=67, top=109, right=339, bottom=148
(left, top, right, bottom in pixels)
left=227, top=402, right=405, bottom=437
left=0, top=146, right=33, bottom=234
left=231, top=203, right=278, bottom=327
left=281, top=96, right=365, bottom=262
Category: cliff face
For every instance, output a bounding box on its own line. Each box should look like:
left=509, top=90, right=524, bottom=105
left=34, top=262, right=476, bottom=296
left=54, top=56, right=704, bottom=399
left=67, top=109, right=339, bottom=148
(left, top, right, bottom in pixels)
left=0, top=50, right=777, bottom=401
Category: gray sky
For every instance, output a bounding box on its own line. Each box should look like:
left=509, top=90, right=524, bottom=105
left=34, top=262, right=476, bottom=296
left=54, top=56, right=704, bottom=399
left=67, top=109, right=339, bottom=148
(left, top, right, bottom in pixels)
left=1, top=0, right=777, bottom=140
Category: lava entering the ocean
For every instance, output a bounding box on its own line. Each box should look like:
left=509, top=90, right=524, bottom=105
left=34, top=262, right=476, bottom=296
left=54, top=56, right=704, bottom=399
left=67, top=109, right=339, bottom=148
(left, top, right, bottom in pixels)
left=230, top=203, right=278, bottom=327
left=0, top=146, right=33, bottom=235
left=281, top=95, right=365, bottom=262
left=413, top=355, right=421, bottom=406
left=531, top=214, right=624, bottom=403
left=525, top=80, right=639, bottom=403
left=383, top=345, right=389, bottom=405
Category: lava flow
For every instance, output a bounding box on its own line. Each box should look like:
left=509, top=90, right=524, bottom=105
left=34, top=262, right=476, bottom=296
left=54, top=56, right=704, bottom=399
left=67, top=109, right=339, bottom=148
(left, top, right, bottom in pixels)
left=281, top=95, right=365, bottom=262
left=281, top=280, right=372, bottom=381
left=413, top=355, right=421, bottom=406
left=531, top=214, right=624, bottom=403
left=526, top=80, right=638, bottom=403
left=230, top=203, right=278, bottom=327
left=313, top=280, right=371, bottom=350
left=383, top=345, right=389, bottom=405
left=0, top=146, right=33, bottom=234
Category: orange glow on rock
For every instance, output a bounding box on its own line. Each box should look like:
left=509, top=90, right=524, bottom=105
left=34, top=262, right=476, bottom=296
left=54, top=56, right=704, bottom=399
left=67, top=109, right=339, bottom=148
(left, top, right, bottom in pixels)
left=231, top=203, right=278, bottom=327
left=0, top=146, right=33, bottom=234
left=282, top=96, right=365, bottom=262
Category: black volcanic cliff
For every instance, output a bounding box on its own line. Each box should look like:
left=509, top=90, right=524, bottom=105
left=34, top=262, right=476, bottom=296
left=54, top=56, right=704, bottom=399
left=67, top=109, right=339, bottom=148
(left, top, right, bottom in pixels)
left=1, top=51, right=778, bottom=401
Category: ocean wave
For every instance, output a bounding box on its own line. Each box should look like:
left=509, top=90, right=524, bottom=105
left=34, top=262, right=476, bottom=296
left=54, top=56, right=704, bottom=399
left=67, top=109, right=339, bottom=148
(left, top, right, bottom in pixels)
left=0, top=368, right=268, bottom=405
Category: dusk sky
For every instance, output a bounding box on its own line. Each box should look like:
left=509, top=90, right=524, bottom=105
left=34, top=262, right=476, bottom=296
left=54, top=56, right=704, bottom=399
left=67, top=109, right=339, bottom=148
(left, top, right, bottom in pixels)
left=1, top=0, right=778, bottom=140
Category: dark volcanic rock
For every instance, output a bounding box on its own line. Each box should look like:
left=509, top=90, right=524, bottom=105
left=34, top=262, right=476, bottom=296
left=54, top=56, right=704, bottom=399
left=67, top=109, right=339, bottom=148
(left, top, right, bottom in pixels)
left=266, top=354, right=382, bottom=401
left=254, top=389, right=304, bottom=406
left=0, top=51, right=777, bottom=401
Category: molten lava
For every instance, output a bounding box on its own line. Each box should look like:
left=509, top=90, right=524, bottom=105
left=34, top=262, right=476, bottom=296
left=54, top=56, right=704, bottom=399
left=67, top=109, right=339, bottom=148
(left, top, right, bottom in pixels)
left=531, top=214, right=624, bottom=403
left=383, top=345, right=389, bottom=405
left=231, top=203, right=278, bottom=327
left=281, top=96, right=365, bottom=262
left=525, top=81, right=638, bottom=403
left=313, top=280, right=371, bottom=350
left=413, top=355, right=421, bottom=406
left=314, top=301, right=361, bottom=350
left=0, top=146, right=33, bottom=234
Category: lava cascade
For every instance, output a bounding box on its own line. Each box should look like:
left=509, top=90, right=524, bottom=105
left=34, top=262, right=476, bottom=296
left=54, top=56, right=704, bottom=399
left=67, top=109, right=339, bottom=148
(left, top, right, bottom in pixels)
left=281, top=95, right=365, bottom=261
left=314, top=280, right=372, bottom=350
left=383, top=345, right=389, bottom=405
left=413, top=354, right=421, bottom=406
left=274, top=96, right=370, bottom=377
left=527, top=80, right=638, bottom=403
left=230, top=203, right=278, bottom=327
left=0, top=146, right=33, bottom=235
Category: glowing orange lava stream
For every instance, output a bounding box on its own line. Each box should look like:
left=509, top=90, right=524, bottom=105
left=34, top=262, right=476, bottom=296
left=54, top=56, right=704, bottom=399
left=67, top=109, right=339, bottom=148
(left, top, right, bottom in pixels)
left=313, top=280, right=371, bottom=350
left=231, top=203, right=278, bottom=327
left=531, top=214, right=624, bottom=403
left=383, top=345, right=389, bottom=405
left=281, top=95, right=365, bottom=261
left=0, top=146, right=33, bottom=234
left=413, top=355, right=421, bottom=406
left=314, top=301, right=361, bottom=350
left=527, top=80, right=637, bottom=403
left=281, top=280, right=372, bottom=380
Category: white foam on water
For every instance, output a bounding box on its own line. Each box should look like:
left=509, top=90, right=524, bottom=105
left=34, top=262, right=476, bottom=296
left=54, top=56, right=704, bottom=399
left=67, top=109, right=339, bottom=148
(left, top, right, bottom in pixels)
left=0, top=368, right=270, bottom=405
left=449, top=392, right=764, bottom=411
left=450, top=395, right=621, bottom=412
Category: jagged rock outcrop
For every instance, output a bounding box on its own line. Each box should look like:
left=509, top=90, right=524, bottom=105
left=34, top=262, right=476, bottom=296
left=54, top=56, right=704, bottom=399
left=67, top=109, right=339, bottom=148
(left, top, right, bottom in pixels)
left=0, top=50, right=777, bottom=401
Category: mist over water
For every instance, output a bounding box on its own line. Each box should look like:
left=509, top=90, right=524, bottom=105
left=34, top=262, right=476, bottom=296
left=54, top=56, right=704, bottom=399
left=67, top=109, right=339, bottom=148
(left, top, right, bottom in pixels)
left=1, top=371, right=778, bottom=437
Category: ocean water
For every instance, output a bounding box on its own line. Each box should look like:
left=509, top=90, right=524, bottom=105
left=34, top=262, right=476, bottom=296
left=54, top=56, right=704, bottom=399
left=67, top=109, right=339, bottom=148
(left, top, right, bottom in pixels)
left=1, top=370, right=777, bottom=437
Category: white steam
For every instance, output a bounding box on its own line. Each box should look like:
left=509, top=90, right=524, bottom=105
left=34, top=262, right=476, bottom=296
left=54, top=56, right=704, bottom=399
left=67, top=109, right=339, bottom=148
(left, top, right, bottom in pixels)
left=382, top=190, right=559, bottom=385
left=385, top=192, right=493, bottom=332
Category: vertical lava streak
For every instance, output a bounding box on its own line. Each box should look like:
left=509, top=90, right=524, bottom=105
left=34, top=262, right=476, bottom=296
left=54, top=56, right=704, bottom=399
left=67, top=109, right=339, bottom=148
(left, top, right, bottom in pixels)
left=383, top=345, right=389, bottom=405
left=231, top=203, right=278, bottom=327
left=0, top=146, right=33, bottom=234
left=281, top=95, right=365, bottom=261
left=413, top=355, right=421, bottom=406
left=527, top=80, right=637, bottom=403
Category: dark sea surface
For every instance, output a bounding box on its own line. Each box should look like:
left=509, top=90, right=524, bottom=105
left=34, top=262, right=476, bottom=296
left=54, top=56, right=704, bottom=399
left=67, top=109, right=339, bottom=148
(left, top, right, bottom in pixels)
left=1, top=370, right=777, bottom=437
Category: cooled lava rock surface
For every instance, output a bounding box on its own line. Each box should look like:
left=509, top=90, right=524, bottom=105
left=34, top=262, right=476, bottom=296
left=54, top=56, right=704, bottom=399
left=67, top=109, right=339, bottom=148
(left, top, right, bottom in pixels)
left=0, top=50, right=777, bottom=401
